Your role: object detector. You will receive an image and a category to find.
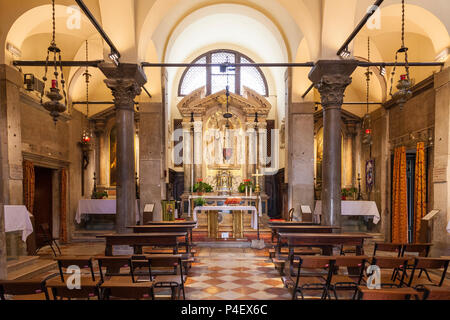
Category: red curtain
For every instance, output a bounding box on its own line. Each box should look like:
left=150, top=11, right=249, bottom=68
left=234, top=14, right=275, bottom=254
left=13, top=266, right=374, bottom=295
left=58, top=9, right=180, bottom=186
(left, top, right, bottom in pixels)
left=23, top=160, right=35, bottom=214
left=414, top=142, right=427, bottom=242
left=392, top=146, right=408, bottom=243
left=60, top=168, right=68, bottom=243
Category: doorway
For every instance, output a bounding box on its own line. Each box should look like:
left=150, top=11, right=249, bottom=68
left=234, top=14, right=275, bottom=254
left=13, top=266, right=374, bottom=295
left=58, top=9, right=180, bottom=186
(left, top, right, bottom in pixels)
left=34, top=166, right=54, bottom=249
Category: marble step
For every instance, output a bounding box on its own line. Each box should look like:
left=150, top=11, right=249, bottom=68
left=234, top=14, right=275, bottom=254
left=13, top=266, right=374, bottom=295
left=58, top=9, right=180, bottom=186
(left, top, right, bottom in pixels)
left=7, top=256, right=41, bottom=273
left=7, top=259, right=57, bottom=280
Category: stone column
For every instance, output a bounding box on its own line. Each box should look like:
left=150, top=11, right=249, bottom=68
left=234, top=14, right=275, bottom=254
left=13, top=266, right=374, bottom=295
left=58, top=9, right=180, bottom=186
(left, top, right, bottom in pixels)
left=139, top=103, right=165, bottom=222
left=309, top=60, right=357, bottom=227
left=182, top=121, right=193, bottom=193
left=432, top=67, right=450, bottom=256
left=193, top=121, right=203, bottom=181
left=257, top=121, right=267, bottom=192
left=246, top=122, right=257, bottom=180
left=288, top=102, right=315, bottom=221
left=100, top=63, right=146, bottom=233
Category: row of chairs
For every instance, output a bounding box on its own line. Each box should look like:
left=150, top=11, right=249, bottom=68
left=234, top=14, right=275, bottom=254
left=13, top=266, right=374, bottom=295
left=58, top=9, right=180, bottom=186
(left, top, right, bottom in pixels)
left=1, top=254, right=189, bottom=300
left=282, top=255, right=449, bottom=300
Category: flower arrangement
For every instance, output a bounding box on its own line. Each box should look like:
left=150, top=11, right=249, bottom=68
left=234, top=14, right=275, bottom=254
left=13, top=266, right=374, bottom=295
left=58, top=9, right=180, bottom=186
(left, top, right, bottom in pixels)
left=225, top=198, right=242, bottom=206
left=238, top=179, right=255, bottom=193
left=342, top=187, right=358, bottom=200
left=193, top=179, right=213, bottom=194
left=194, top=197, right=207, bottom=207
left=91, top=190, right=108, bottom=199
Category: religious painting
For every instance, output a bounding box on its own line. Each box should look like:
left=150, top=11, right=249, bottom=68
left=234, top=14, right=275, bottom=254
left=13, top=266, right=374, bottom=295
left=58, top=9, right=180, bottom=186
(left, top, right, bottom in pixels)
left=110, top=126, right=117, bottom=186
left=366, top=159, right=375, bottom=192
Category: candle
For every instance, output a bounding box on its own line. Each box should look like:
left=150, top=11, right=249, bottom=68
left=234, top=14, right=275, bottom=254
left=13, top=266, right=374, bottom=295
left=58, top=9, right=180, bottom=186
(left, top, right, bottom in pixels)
left=52, top=79, right=57, bottom=89
left=400, top=74, right=407, bottom=81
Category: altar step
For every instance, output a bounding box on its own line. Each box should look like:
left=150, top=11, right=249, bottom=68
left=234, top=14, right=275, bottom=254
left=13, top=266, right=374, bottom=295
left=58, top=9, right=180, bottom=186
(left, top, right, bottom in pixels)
left=6, top=256, right=57, bottom=280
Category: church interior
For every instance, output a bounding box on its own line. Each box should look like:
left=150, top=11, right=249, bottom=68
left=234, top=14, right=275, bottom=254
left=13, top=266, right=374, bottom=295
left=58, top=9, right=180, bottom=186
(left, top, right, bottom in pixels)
left=0, top=0, right=449, bottom=301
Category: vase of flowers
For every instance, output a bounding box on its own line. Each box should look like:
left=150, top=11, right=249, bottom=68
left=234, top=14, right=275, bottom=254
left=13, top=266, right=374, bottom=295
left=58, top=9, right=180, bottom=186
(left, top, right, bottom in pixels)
left=193, top=179, right=213, bottom=195
left=91, top=190, right=108, bottom=199
left=194, top=197, right=206, bottom=208
left=238, top=179, right=255, bottom=195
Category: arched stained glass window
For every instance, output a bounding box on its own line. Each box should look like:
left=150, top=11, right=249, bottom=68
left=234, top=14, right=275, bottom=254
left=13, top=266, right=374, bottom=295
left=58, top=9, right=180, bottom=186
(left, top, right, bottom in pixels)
left=178, top=50, right=268, bottom=97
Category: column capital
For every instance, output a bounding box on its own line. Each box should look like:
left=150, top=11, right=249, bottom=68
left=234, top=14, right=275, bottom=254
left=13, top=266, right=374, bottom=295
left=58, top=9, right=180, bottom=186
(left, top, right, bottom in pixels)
left=193, top=121, right=203, bottom=133
left=309, top=60, right=358, bottom=108
left=100, top=63, right=147, bottom=109
left=182, top=121, right=192, bottom=131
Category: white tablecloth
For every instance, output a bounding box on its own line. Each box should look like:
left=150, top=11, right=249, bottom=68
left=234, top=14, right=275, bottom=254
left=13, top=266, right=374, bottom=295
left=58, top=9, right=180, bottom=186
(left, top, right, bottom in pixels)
left=447, top=221, right=450, bottom=234
left=4, top=205, right=33, bottom=241
left=193, top=206, right=261, bottom=230
left=75, top=199, right=140, bottom=224
left=313, top=200, right=380, bottom=224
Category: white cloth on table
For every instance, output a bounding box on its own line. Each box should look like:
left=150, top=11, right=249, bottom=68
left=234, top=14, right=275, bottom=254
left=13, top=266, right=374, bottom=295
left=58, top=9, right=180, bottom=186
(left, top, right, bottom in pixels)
left=313, top=200, right=380, bottom=224
left=193, top=206, right=260, bottom=230
left=75, top=199, right=140, bottom=224
left=4, top=205, right=33, bottom=241
left=447, top=221, right=450, bottom=234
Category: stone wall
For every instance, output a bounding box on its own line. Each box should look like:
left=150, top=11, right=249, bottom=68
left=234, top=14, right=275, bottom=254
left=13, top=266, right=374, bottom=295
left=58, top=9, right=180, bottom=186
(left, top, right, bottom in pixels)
left=360, top=74, right=443, bottom=246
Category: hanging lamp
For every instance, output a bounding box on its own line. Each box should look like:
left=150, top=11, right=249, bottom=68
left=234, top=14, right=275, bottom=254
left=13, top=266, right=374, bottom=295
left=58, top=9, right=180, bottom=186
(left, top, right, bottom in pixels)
left=362, top=37, right=373, bottom=145
left=41, top=0, right=68, bottom=123
left=388, top=0, right=412, bottom=109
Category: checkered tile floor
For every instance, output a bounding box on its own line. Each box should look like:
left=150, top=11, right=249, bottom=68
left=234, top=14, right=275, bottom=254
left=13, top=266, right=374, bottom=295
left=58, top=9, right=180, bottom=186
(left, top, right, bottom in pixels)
left=185, top=248, right=291, bottom=300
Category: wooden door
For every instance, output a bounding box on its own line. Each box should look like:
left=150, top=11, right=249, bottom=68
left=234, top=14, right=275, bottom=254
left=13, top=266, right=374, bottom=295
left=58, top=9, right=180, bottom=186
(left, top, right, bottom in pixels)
left=34, top=167, right=53, bottom=248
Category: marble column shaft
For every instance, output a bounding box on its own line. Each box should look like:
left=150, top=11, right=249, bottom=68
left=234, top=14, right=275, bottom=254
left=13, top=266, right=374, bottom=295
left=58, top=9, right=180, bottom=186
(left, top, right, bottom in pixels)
left=193, top=121, right=203, bottom=181
left=309, top=60, right=357, bottom=227
left=246, top=123, right=257, bottom=180
left=182, top=122, right=193, bottom=193
left=257, top=122, right=267, bottom=192
left=101, top=63, right=146, bottom=233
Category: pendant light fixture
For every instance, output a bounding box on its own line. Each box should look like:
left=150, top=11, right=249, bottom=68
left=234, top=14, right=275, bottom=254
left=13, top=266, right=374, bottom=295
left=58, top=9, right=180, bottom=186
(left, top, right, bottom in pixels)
left=362, top=37, right=373, bottom=146
left=81, top=40, right=93, bottom=144
left=388, top=0, right=412, bottom=109
left=41, top=0, right=68, bottom=123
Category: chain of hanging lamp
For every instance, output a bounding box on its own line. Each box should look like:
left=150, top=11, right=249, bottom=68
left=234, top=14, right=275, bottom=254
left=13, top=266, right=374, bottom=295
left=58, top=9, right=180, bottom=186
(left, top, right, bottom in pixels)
left=388, top=0, right=412, bottom=108
left=41, top=0, right=68, bottom=123
left=84, top=40, right=91, bottom=117
left=363, top=37, right=373, bottom=146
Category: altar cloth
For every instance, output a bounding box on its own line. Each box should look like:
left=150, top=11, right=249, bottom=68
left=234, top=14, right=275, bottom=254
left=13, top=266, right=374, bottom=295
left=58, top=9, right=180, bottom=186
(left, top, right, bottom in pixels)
left=193, top=205, right=261, bottom=230
left=313, top=200, right=380, bottom=224
left=75, top=199, right=139, bottom=224
left=4, top=205, right=33, bottom=241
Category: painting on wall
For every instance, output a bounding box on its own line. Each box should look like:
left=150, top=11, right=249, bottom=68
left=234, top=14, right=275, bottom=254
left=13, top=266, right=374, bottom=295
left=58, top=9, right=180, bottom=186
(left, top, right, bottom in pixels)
left=110, top=126, right=117, bottom=186
left=366, top=159, right=375, bottom=193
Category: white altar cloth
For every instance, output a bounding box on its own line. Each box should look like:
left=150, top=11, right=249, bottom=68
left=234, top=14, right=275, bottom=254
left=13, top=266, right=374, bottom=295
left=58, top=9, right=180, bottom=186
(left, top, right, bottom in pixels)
left=313, top=200, right=380, bottom=224
left=4, top=205, right=33, bottom=241
left=447, top=221, right=450, bottom=234
left=193, top=206, right=261, bottom=230
left=75, top=199, right=139, bottom=224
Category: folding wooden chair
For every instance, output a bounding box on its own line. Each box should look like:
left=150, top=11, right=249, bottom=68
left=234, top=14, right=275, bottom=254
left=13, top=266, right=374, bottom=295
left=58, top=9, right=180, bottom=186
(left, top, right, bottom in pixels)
left=0, top=280, right=49, bottom=300
left=47, top=281, right=100, bottom=300
left=100, top=281, right=154, bottom=300
left=356, top=286, right=419, bottom=300
left=329, top=256, right=368, bottom=300
left=400, top=243, right=432, bottom=281
left=407, top=257, right=449, bottom=289
left=54, top=256, right=96, bottom=282
left=96, top=256, right=133, bottom=283
left=35, top=223, right=61, bottom=256
left=372, top=243, right=402, bottom=257
left=283, top=256, right=335, bottom=300
left=369, top=257, right=409, bottom=288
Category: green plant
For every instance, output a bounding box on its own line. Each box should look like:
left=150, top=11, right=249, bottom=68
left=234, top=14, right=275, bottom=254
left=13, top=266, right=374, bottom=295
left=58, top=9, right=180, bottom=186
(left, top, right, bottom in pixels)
left=238, top=179, right=255, bottom=193
left=193, top=181, right=213, bottom=193
left=194, top=197, right=207, bottom=207
left=91, top=190, right=108, bottom=199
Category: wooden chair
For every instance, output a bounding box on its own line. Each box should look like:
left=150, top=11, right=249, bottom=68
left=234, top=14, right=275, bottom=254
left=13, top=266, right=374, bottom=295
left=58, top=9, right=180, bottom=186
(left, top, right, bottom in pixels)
left=35, top=223, right=61, bottom=256
left=131, top=254, right=186, bottom=300
left=407, top=257, right=449, bottom=289
left=0, top=280, right=49, bottom=300
left=283, top=256, right=335, bottom=300
left=369, top=257, right=409, bottom=288
left=100, top=281, right=154, bottom=300
left=400, top=243, right=432, bottom=281
left=356, top=286, right=419, bottom=300
left=422, top=285, right=450, bottom=300
left=372, top=243, right=402, bottom=257
left=47, top=281, right=100, bottom=300
left=329, top=256, right=368, bottom=300
left=54, top=256, right=96, bottom=282
left=96, top=256, right=132, bottom=283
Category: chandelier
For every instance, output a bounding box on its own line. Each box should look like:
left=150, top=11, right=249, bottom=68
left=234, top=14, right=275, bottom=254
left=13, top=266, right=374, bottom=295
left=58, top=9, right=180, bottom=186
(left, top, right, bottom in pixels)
left=388, top=0, right=412, bottom=109
left=40, top=0, right=67, bottom=123
left=362, top=37, right=373, bottom=146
